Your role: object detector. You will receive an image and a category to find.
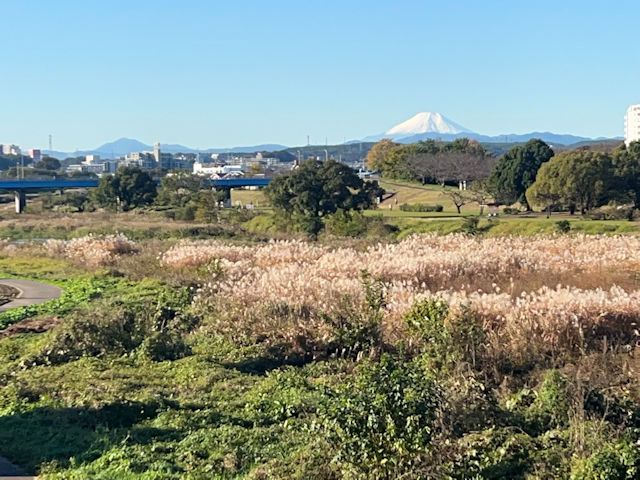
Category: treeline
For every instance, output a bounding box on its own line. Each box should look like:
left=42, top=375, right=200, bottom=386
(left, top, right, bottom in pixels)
left=526, top=144, right=640, bottom=214
left=368, top=136, right=640, bottom=215
left=366, top=138, right=497, bottom=185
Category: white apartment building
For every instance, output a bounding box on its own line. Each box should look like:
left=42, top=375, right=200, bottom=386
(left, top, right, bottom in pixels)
left=2, top=144, right=21, bottom=156
left=625, top=104, right=640, bottom=146
left=193, top=161, right=243, bottom=177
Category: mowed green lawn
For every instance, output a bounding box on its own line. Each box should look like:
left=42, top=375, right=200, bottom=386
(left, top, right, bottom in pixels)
left=386, top=215, right=640, bottom=239
left=376, top=179, right=484, bottom=214
left=230, top=188, right=268, bottom=207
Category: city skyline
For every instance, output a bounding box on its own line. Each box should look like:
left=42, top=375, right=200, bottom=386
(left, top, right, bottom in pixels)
left=2, top=0, right=638, bottom=152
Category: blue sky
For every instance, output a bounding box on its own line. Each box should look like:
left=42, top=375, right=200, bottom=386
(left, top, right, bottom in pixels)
left=2, top=0, right=638, bottom=151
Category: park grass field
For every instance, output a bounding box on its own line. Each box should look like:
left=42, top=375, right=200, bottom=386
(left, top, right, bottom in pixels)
left=229, top=188, right=268, bottom=207
left=387, top=215, right=640, bottom=239
left=377, top=179, right=483, bottom=214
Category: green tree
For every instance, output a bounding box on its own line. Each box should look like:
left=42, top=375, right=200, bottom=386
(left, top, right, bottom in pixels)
left=35, top=156, right=61, bottom=170
left=155, top=172, right=206, bottom=208
left=265, top=159, right=380, bottom=234
left=92, top=166, right=157, bottom=211
left=365, top=138, right=399, bottom=176
left=525, top=160, right=563, bottom=217
left=195, top=190, right=227, bottom=223
left=611, top=142, right=640, bottom=207
left=526, top=150, right=615, bottom=214
left=489, top=139, right=554, bottom=209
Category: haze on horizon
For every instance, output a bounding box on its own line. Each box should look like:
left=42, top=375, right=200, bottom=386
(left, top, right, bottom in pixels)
left=2, top=0, right=638, bottom=152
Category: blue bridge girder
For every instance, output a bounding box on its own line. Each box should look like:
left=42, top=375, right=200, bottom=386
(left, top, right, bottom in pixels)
left=0, top=177, right=271, bottom=192
left=0, top=177, right=272, bottom=213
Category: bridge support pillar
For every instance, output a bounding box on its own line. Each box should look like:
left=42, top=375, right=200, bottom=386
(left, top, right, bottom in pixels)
left=14, top=191, right=26, bottom=214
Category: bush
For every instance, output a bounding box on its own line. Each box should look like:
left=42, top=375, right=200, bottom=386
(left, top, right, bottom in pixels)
left=461, top=216, right=480, bottom=235
left=556, top=220, right=571, bottom=233
left=570, top=439, right=640, bottom=480
left=320, top=354, right=441, bottom=479
left=527, top=370, right=570, bottom=432
left=503, top=207, right=520, bottom=215
left=587, top=205, right=636, bottom=221
left=399, top=203, right=444, bottom=212
left=26, top=287, right=198, bottom=366
left=324, top=209, right=368, bottom=237
left=405, top=299, right=485, bottom=370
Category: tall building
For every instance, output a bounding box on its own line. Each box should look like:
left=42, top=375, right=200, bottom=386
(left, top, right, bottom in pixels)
left=625, top=104, right=640, bottom=146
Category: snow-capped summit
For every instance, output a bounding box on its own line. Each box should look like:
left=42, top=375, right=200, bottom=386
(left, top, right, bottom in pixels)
left=386, top=112, right=473, bottom=136
left=362, top=112, right=475, bottom=142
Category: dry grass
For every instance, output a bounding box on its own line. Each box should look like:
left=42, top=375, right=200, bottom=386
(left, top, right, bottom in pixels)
left=155, top=234, right=640, bottom=370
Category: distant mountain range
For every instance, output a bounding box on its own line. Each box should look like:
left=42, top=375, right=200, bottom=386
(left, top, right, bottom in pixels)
left=38, top=112, right=621, bottom=160
left=361, top=112, right=620, bottom=146
left=43, top=138, right=288, bottom=160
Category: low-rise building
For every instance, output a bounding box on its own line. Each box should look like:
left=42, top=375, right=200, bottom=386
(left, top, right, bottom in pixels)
left=28, top=149, right=42, bottom=163
left=2, top=144, right=21, bottom=156
left=193, top=161, right=243, bottom=177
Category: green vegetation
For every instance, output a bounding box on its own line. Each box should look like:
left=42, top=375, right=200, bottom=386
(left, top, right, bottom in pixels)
left=0, top=224, right=638, bottom=478
left=264, top=159, right=382, bottom=234
left=488, top=139, right=555, bottom=210
left=92, top=166, right=157, bottom=211
left=526, top=144, right=640, bottom=215
left=366, top=137, right=495, bottom=183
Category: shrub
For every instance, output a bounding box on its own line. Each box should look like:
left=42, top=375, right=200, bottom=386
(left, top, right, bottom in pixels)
left=399, top=203, right=444, bottom=212
left=324, top=209, right=368, bottom=237
left=26, top=286, right=198, bottom=366
left=527, top=370, right=571, bottom=432
left=503, top=207, right=520, bottom=215
left=320, top=354, right=441, bottom=479
left=405, top=299, right=486, bottom=370
left=243, top=367, right=321, bottom=425
left=556, top=220, right=571, bottom=233
left=570, top=439, right=640, bottom=480
left=450, top=428, right=537, bottom=479
left=587, top=205, right=636, bottom=221
left=461, top=216, right=480, bottom=235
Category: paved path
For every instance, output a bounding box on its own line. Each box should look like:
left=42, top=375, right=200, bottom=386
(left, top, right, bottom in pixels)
left=0, top=278, right=59, bottom=479
left=0, top=278, right=62, bottom=313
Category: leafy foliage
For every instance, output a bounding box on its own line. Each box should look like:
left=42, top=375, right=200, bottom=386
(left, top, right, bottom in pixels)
left=489, top=139, right=554, bottom=209
left=92, top=166, right=157, bottom=211
left=265, top=159, right=381, bottom=234
left=321, top=354, right=441, bottom=479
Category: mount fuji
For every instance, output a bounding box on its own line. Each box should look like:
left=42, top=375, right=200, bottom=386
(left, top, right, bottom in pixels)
left=363, top=112, right=475, bottom=142
left=361, top=111, right=598, bottom=146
